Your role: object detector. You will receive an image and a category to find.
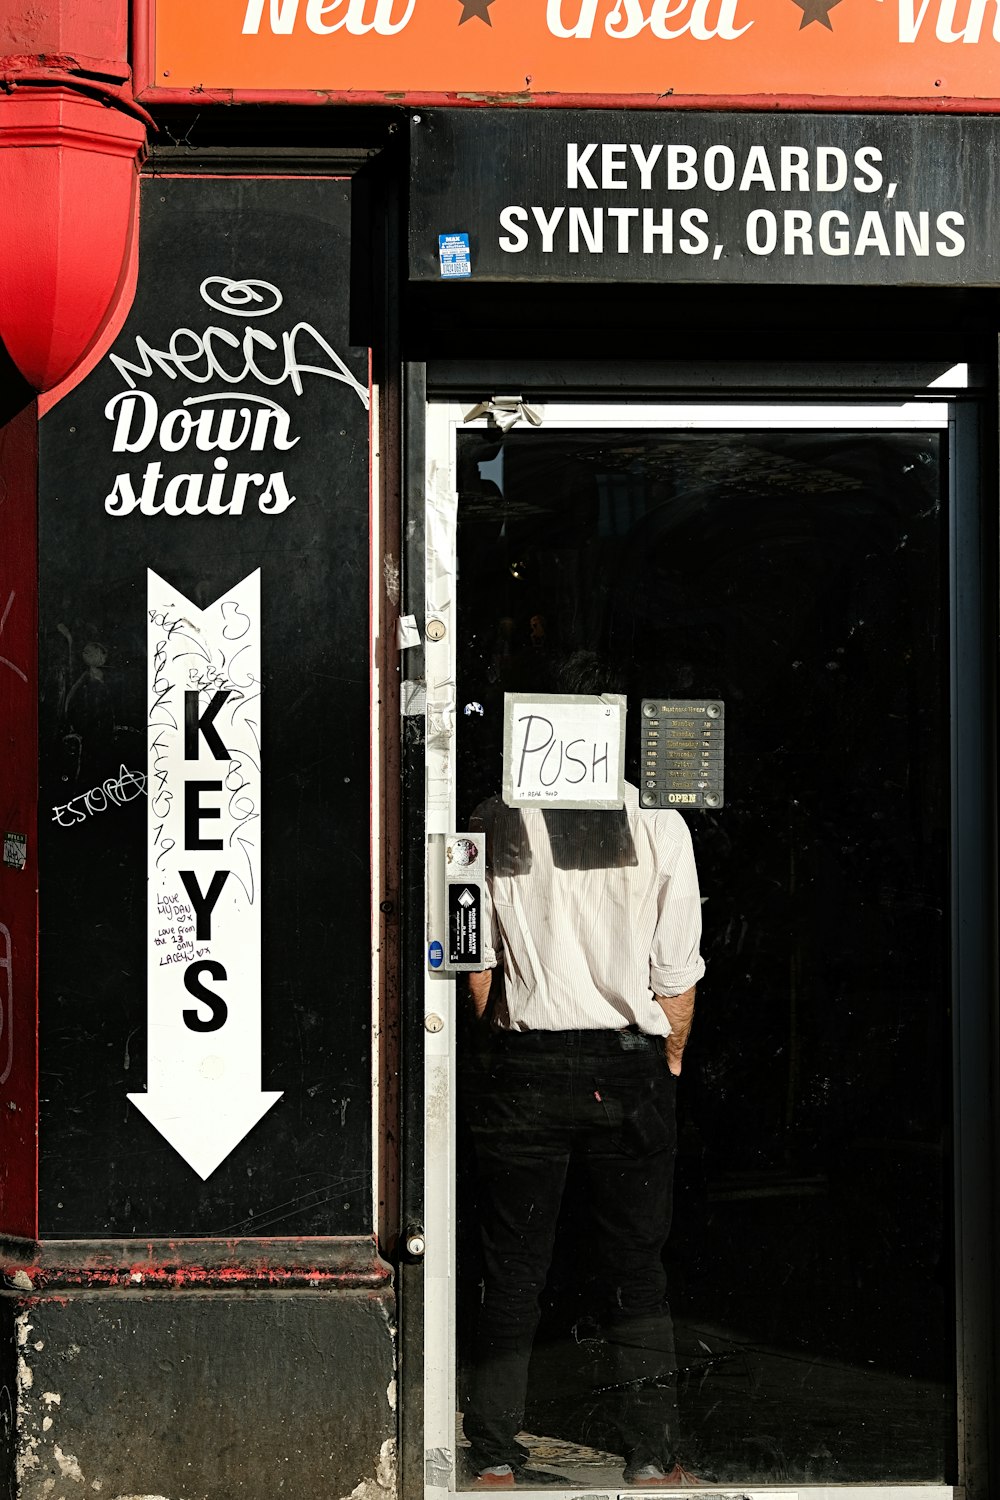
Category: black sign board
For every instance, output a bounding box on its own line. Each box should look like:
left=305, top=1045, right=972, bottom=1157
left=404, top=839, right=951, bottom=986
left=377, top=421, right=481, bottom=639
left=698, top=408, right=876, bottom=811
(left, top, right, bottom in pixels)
left=448, top=884, right=483, bottom=966
left=38, top=178, right=372, bottom=1236
left=640, top=699, right=725, bottom=811
left=410, top=110, right=1000, bottom=287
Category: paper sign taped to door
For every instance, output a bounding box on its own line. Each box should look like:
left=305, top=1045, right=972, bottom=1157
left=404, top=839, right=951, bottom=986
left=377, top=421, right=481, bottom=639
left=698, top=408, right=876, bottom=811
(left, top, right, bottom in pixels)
left=503, top=693, right=626, bottom=810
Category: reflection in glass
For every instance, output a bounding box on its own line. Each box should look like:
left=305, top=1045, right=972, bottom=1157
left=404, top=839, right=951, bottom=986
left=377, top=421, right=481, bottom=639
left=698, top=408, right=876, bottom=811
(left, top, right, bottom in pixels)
left=454, top=427, right=952, bottom=1488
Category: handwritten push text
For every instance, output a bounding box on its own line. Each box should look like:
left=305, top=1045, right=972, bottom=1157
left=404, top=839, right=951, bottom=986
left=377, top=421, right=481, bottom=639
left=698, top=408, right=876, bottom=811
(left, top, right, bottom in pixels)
left=503, top=692, right=627, bottom=810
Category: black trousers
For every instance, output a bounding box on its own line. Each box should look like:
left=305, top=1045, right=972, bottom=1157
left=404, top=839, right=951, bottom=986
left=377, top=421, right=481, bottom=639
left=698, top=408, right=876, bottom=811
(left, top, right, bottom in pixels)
left=461, top=1028, right=679, bottom=1473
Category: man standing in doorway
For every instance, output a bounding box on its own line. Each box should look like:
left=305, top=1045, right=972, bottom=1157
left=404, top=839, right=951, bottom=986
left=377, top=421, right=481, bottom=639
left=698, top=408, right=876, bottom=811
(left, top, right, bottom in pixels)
left=462, top=745, right=705, bottom=1489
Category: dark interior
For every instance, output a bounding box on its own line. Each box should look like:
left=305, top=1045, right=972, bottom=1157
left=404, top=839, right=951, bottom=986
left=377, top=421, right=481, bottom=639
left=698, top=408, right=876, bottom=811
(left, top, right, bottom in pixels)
left=454, top=421, right=952, bottom=1486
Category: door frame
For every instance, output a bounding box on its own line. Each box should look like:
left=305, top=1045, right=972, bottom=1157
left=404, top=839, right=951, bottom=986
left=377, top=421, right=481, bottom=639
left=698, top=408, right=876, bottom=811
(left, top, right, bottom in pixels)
left=399, top=371, right=996, bottom=1500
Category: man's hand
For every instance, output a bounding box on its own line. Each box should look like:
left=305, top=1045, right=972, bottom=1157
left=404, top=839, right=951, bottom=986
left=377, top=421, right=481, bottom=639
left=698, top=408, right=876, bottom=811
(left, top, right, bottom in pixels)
left=468, top=969, right=492, bottom=1021
left=655, top=986, right=696, bottom=1077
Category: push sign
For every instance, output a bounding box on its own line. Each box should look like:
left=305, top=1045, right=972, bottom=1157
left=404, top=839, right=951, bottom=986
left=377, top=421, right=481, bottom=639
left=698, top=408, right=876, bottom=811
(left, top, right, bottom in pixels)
left=445, top=833, right=485, bottom=971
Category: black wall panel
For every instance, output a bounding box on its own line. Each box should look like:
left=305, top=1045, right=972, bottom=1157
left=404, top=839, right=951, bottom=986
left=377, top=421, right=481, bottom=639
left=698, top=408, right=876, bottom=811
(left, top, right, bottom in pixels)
left=38, top=177, right=373, bottom=1236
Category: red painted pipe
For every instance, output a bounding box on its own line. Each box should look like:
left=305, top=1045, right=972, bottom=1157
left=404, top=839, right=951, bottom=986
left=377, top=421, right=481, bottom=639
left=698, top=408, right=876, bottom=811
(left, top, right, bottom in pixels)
left=0, top=0, right=148, bottom=394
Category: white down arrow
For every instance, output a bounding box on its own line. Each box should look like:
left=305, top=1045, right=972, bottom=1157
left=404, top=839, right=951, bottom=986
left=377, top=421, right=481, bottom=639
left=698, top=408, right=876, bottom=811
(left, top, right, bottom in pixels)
left=129, top=569, right=281, bottom=1179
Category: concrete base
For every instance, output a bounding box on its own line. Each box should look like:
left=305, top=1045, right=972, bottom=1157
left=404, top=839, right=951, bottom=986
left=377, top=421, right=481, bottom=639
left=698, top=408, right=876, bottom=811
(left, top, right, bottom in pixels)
left=2, top=1287, right=395, bottom=1500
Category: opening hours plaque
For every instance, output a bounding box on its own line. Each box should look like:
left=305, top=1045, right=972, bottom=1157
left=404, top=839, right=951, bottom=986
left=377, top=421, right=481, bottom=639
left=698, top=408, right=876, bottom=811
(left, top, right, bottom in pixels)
left=640, top=699, right=725, bottom=811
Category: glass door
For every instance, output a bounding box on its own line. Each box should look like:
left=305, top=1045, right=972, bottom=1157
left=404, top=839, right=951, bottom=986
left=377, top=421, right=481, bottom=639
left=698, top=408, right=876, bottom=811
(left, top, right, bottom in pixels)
left=422, top=398, right=958, bottom=1499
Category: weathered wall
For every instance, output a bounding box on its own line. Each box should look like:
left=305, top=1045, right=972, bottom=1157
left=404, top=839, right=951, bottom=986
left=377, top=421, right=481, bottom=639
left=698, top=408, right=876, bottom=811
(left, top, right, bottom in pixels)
left=4, top=1283, right=395, bottom=1500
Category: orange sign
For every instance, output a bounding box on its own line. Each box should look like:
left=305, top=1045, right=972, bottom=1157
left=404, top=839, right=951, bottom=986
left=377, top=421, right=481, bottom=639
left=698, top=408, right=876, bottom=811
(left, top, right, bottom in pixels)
left=146, top=0, right=1000, bottom=105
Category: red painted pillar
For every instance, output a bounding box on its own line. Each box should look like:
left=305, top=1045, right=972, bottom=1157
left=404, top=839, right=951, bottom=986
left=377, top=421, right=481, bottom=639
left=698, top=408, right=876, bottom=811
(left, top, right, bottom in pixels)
left=0, top=402, right=36, bottom=1241
left=0, top=0, right=148, bottom=1242
left=0, top=402, right=37, bottom=1242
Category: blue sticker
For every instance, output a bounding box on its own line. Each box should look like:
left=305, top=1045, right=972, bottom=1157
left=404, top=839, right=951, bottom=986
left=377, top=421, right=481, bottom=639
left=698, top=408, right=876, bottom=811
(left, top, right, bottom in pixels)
left=439, top=232, right=472, bottom=280
left=428, top=940, right=444, bottom=969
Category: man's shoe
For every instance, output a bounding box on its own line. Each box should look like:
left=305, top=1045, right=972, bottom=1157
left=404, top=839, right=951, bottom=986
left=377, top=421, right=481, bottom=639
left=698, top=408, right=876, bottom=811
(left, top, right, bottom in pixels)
left=472, top=1466, right=516, bottom=1489
left=622, top=1461, right=702, bottom=1487
left=471, top=1465, right=570, bottom=1489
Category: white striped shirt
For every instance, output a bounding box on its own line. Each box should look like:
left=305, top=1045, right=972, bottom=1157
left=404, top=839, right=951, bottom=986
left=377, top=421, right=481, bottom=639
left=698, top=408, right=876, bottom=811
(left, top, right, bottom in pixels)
left=473, top=784, right=705, bottom=1035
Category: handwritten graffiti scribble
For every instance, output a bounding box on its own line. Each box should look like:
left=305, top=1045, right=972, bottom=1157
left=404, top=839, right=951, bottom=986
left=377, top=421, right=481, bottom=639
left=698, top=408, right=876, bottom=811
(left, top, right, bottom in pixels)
left=0, top=590, right=27, bottom=684
left=52, top=765, right=147, bottom=828
left=0, top=923, right=12, bottom=1085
